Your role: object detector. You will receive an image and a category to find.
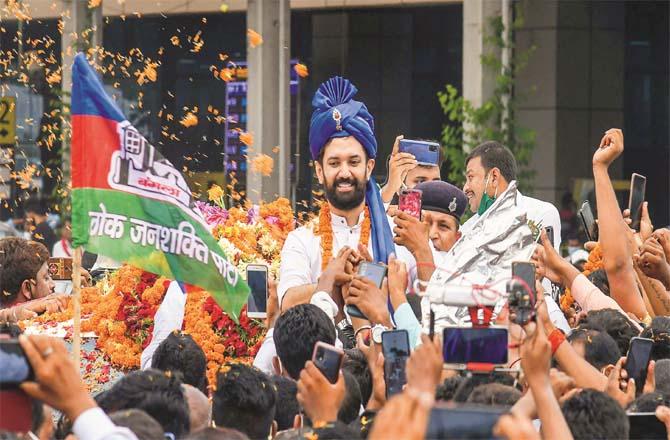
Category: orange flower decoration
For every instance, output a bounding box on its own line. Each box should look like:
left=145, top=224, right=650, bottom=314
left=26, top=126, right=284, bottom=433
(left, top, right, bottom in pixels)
left=317, top=202, right=370, bottom=271
left=247, top=29, right=263, bottom=48
left=250, top=154, right=274, bottom=177
left=180, top=112, right=198, bottom=127
left=560, top=244, right=604, bottom=312
left=239, top=131, right=253, bottom=147
left=294, top=63, right=309, bottom=78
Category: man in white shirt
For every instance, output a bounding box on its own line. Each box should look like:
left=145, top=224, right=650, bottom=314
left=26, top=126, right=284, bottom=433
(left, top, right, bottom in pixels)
left=460, top=141, right=569, bottom=332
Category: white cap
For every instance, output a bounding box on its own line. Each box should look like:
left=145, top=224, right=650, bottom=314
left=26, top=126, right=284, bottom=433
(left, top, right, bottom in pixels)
left=570, top=249, right=590, bottom=265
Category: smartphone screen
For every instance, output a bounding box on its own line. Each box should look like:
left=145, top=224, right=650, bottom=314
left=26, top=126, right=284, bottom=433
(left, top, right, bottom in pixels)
left=628, top=413, right=667, bottom=440
left=0, top=340, right=34, bottom=388
left=382, top=330, right=411, bottom=398
left=427, top=406, right=504, bottom=439
left=442, top=327, right=509, bottom=365
left=398, top=189, right=422, bottom=220
left=358, top=262, right=387, bottom=289
left=512, top=261, right=536, bottom=298
left=628, top=173, right=647, bottom=231
left=579, top=200, right=598, bottom=241
left=625, top=337, right=654, bottom=395
left=545, top=226, right=554, bottom=247
left=312, top=342, right=343, bottom=384
left=246, top=265, right=268, bottom=318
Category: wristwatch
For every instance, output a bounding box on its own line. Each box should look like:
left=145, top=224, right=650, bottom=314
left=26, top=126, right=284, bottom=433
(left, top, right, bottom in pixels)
left=371, top=324, right=389, bottom=344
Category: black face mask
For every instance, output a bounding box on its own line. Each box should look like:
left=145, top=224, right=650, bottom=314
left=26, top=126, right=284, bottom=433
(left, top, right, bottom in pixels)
left=324, top=175, right=367, bottom=211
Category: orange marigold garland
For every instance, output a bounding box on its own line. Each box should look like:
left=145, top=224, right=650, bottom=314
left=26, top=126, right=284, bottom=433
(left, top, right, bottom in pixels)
left=317, top=202, right=371, bottom=271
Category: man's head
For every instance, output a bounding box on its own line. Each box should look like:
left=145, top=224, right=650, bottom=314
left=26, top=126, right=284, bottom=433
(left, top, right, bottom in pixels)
left=273, top=304, right=337, bottom=380
left=640, top=316, right=670, bottom=361
left=183, top=384, right=211, bottom=434
left=463, top=141, right=517, bottom=214
left=271, top=376, right=300, bottom=432
left=23, top=198, right=48, bottom=225
left=587, top=269, right=610, bottom=297
left=0, top=237, right=53, bottom=306
left=152, top=331, right=209, bottom=394
left=184, top=427, right=250, bottom=440
left=315, top=136, right=373, bottom=212
left=655, top=359, right=670, bottom=394
left=568, top=328, right=621, bottom=373
left=561, top=389, right=629, bottom=440
left=338, top=371, right=362, bottom=424
left=579, top=309, right=640, bottom=355
left=343, top=348, right=372, bottom=406
left=404, top=164, right=441, bottom=188
left=212, top=363, right=277, bottom=440
left=436, top=375, right=465, bottom=401
left=627, top=391, right=670, bottom=413
left=414, top=180, right=468, bottom=252
left=465, top=383, right=521, bottom=407
left=95, top=369, right=190, bottom=438
left=109, top=409, right=165, bottom=440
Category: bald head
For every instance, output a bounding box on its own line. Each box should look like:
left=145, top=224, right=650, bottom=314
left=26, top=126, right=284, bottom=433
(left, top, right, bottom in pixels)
left=183, top=384, right=211, bottom=433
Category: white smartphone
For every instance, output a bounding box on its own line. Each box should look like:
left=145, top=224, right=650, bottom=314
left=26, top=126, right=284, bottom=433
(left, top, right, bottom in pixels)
left=246, top=264, right=268, bottom=319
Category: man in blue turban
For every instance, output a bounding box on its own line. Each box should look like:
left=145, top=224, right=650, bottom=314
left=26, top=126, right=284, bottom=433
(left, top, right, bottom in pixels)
left=277, top=77, right=397, bottom=315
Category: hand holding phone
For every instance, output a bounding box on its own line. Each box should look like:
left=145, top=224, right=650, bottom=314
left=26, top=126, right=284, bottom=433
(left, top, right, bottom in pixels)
left=246, top=264, right=268, bottom=319
left=382, top=330, right=411, bottom=398
left=312, top=342, right=344, bottom=384
left=628, top=173, right=647, bottom=232
left=442, top=327, right=508, bottom=365
left=398, top=189, right=422, bottom=220
left=579, top=200, right=598, bottom=242
left=625, top=337, right=654, bottom=396
left=398, top=139, right=440, bottom=166
left=346, top=262, right=388, bottom=320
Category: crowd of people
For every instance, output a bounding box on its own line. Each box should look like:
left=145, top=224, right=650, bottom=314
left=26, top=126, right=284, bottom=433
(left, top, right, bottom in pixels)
left=2, top=75, right=670, bottom=440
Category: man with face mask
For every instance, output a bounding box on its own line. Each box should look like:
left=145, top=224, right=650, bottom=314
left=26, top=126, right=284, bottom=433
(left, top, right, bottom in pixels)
left=277, top=77, right=400, bottom=315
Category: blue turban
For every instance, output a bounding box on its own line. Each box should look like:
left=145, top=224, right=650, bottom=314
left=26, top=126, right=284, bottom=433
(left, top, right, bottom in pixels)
left=309, top=77, right=395, bottom=265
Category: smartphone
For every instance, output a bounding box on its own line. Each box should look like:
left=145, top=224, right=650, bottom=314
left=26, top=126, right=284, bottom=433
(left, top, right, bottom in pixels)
left=0, top=339, right=35, bottom=388
left=312, top=341, right=344, bottom=384
left=628, top=173, right=647, bottom=232
left=512, top=261, right=537, bottom=297
left=625, top=337, right=654, bottom=396
left=48, top=257, right=73, bottom=281
left=358, top=261, right=387, bottom=288
left=628, top=413, right=667, bottom=440
left=427, top=406, right=504, bottom=439
left=545, top=226, right=554, bottom=247
left=398, top=139, right=440, bottom=166
left=382, top=329, right=411, bottom=398
left=246, top=264, right=268, bottom=319
left=0, top=389, right=33, bottom=433
left=579, top=200, right=598, bottom=242
left=442, top=327, right=509, bottom=365
left=398, top=189, right=422, bottom=220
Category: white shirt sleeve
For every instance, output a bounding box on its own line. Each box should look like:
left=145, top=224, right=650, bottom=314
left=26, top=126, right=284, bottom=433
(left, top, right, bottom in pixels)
left=253, top=328, right=277, bottom=375
left=140, top=281, right=187, bottom=369
left=544, top=293, right=571, bottom=334
left=277, top=230, right=316, bottom=307
left=73, top=407, right=139, bottom=440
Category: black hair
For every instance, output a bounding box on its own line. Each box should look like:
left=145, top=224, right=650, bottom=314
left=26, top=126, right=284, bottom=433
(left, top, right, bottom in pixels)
left=586, top=269, right=610, bottom=297
left=151, top=331, right=209, bottom=394
left=23, top=198, right=47, bottom=216
left=0, top=323, right=22, bottom=337
left=640, top=316, right=670, bottom=361
left=95, top=369, right=190, bottom=438
left=579, top=309, right=640, bottom=355
left=452, top=372, right=517, bottom=403
left=109, top=409, right=165, bottom=440
left=212, top=362, right=276, bottom=440
left=465, top=141, right=517, bottom=183
left=627, top=392, right=670, bottom=413
left=272, top=376, right=300, bottom=431
left=275, top=422, right=360, bottom=440
left=561, top=389, right=629, bottom=440
left=55, top=413, right=73, bottom=439
left=339, top=370, right=363, bottom=425
left=273, top=304, right=337, bottom=380
left=343, top=348, right=372, bottom=406
left=466, top=383, right=522, bottom=407
left=436, top=375, right=466, bottom=401
left=30, top=400, right=45, bottom=435
left=184, top=427, right=251, bottom=440
left=568, top=328, right=621, bottom=370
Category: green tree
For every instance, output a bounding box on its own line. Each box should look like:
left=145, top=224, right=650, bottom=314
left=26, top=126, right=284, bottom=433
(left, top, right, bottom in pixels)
left=438, top=4, right=536, bottom=191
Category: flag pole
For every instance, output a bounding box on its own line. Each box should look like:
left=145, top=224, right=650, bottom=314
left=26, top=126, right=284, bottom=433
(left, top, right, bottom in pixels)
left=72, top=246, right=82, bottom=369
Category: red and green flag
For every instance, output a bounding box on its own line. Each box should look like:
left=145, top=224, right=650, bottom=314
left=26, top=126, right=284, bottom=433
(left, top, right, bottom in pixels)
left=70, top=53, right=249, bottom=320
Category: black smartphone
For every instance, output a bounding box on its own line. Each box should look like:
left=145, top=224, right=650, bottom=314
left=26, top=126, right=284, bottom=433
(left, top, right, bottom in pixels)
left=442, top=327, right=509, bottom=365
left=427, top=406, right=505, bottom=439
left=246, top=264, right=268, bottom=319
left=628, top=173, right=647, bottom=232
left=312, top=342, right=344, bottom=384
left=0, top=339, right=34, bottom=389
left=512, top=261, right=537, bottom=297
left=347, top=262, right=388, bottom=320
left=545, top=226, right=554, bottom=247
left=628, top=412, right=667, bottom=440
left=625, top=337, right=654, bottom=396
left=579, top=200, right=598, bottom=242
left=382, top=329, right=410, bottom=398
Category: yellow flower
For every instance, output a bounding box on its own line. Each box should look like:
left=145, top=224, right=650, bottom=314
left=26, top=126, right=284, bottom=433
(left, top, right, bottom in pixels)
left=208, top=184, right=224, bottom=202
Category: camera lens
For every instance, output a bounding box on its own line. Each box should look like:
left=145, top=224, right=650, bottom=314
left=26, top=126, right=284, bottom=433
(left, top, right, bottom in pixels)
left=429, top=145, right=437, bottom=152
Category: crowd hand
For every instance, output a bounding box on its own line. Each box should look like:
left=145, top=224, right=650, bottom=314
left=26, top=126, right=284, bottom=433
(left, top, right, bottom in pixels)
left=593, top=128, right=624, bottom=168
left=520, top=315, right=552, bottom=388
left=368, top=391, right=431, bottom=440
left=347, top=276, right=392, bottom=327
left=386, top=135, right=417, bottom=191
left=393, top=211, right=430, bottom=256
left=23, top=294, right=69, bottom=315
left=624, top=202, right=654, bottom=246
left=634, top=237, right=670, bottom=289
left=493, top=412, right=541, bottom=440
left=19, top=335, right=97, bottom=422
left=387, top=255, right=409, bottom=308
left=606, top=357, right=636, bottom=408
left=297, top=361, right=345, bottom=425
left=265, top=277, right=279, bottom=328
left=406, top=334, right=443, bottom=395
left=537, top=230, right=570, bottom=285
left=549, top=368, right=576, bottom=401
left=317, top=247, right=355, bottom=293
left=79, top=269, right=93, bottom=288
left=584, top=241, right=599, bottom=252
left=357, top=333, right=386, bottom=410
left=655, top=406, right=670, bottom=440
left=653, top=229, right=670, bottom=261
